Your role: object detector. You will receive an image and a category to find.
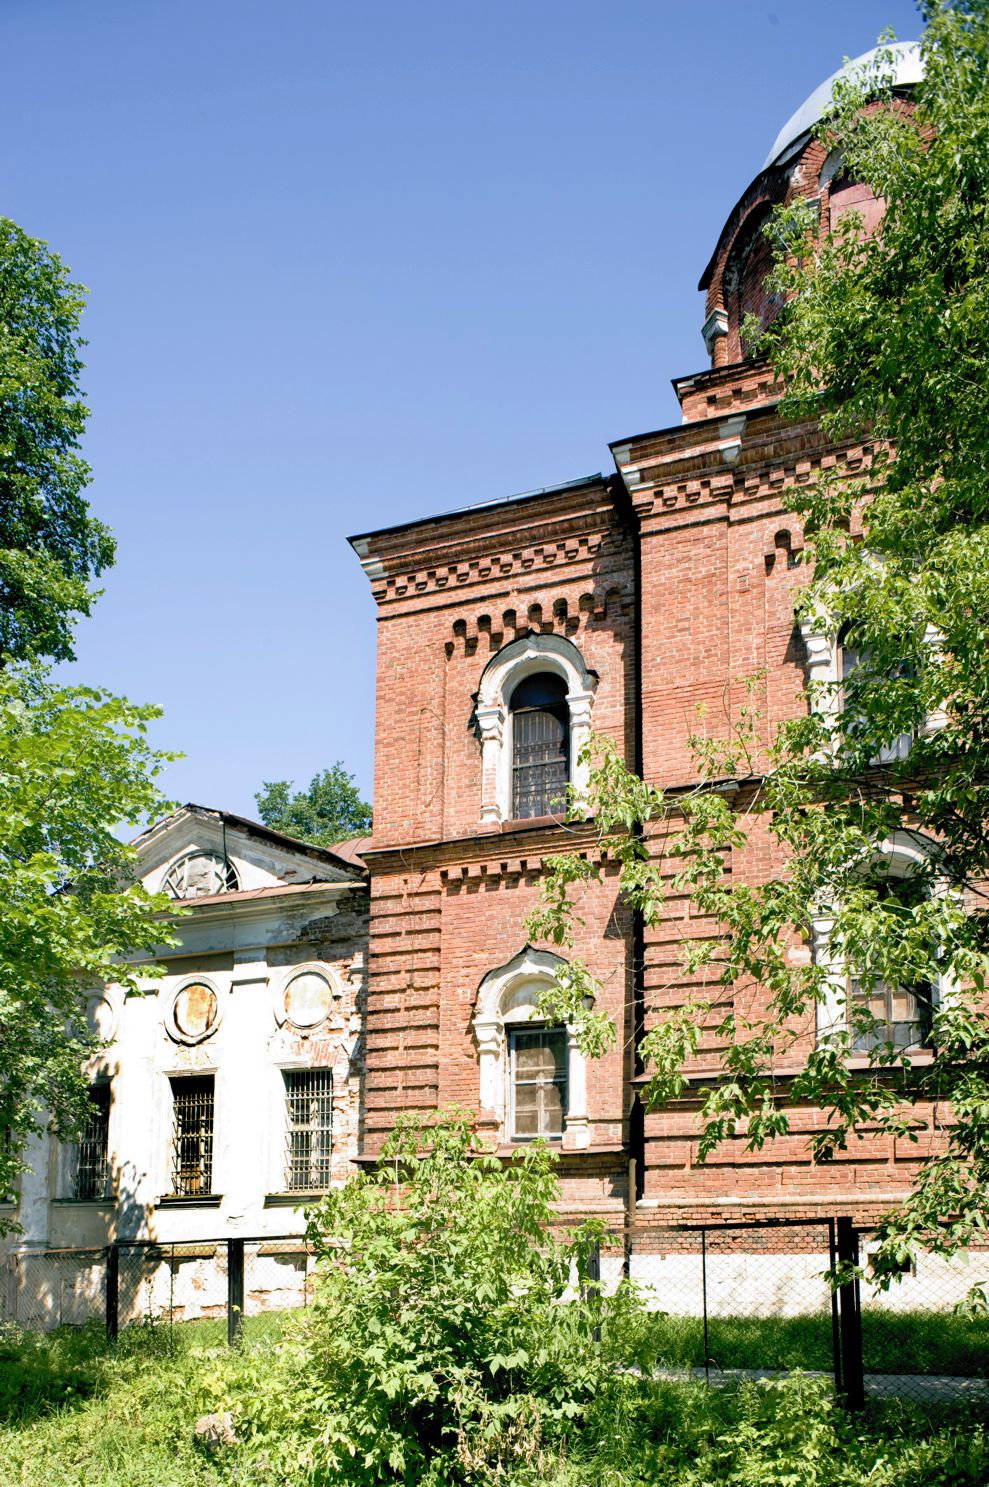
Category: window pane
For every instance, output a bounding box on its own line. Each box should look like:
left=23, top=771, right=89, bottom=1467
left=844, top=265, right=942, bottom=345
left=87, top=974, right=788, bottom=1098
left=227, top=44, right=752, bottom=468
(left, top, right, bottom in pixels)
left=511, top=692, right=569, bottom=820
left=510, top=1029, right=567, bottom=1140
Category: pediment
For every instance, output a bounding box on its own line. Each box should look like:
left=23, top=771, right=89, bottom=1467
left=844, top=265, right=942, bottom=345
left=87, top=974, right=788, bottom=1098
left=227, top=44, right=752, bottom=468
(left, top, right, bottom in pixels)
left=131, top=805, right=361, bottom=900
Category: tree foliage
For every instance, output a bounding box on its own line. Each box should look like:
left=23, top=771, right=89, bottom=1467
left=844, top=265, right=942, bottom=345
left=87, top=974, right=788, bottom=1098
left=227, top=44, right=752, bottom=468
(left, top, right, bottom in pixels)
left=255, top=762, right=371, bottom=847
left=0, top=668, right=175, bottom=1222
left=0, top=218, right=114, bottom=663
left=527, top=2, right=989, bottom=1278
left=220, top=1110, right=635, bottom=1485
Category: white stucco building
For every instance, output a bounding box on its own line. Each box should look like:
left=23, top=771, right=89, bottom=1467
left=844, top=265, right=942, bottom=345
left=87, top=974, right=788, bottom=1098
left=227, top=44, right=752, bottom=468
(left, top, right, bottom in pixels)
left=1, top=805, right=368, bottom=1323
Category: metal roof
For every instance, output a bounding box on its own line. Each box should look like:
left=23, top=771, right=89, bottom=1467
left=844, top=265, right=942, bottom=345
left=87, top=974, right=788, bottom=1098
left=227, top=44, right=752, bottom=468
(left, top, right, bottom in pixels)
left=762, top=40, right=922, bottom=171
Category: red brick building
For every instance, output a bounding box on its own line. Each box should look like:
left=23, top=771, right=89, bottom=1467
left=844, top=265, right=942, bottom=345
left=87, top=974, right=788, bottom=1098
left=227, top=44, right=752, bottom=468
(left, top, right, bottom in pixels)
left=350, top=43, right=935, bottom=1235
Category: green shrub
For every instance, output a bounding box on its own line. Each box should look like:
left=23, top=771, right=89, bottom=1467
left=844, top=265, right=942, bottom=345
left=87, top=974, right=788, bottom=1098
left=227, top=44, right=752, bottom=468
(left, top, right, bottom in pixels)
left=222, top=1109, right=642, bottom=1485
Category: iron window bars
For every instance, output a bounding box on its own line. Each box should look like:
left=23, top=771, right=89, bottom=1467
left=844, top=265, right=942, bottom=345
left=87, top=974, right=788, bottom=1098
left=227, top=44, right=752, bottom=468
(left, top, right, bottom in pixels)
left=510, top=673, right=569, bottom=820
left=74, top=1084, right=111, bottom=1200
left=170, top=1075, right=215, bottom=1196
left=284, top=1069, right=333, bottom=1191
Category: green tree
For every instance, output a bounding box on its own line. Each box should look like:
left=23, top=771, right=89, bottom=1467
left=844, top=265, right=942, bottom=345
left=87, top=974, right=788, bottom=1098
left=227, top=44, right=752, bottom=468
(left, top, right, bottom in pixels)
left=0, top=668, right=175, bottom=1223
left=527, top=2, right=989, bottom=1279
left=255, top=762, right=372, bottom=847
left=0, top=218, right=114, bottom=663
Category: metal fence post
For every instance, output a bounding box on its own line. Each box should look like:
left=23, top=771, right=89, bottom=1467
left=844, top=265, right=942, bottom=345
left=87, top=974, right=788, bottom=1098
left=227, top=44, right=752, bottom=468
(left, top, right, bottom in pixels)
left=586, top=1237, right=601, bottom=1344
left=836, top=1217, right=864, bottom=1409
left=701, top=1227, right=710, bottom=1386
left=105, top=1242, right=119, bottom=1342
left=227, top=1237, right=244, bottom=1345
left=828, top=1219, right=843, bottom=1395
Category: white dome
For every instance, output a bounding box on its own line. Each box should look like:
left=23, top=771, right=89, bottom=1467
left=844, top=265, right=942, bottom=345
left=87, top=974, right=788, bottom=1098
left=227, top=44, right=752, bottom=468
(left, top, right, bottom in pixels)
left=762, top=40, right=923, bottom=170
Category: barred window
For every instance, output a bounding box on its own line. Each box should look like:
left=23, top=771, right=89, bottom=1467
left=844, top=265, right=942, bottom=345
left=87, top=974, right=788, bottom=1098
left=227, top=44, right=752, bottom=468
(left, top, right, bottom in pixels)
left=510, top=673, right=569, bottom=820
left=284, top=1070, right=333, bottom=1191
left=74, top=1084, right=111, bottom=1200
left=510, top=1027, right=567, bottom=1140
left=170, top=1075, right=214, bottom=1197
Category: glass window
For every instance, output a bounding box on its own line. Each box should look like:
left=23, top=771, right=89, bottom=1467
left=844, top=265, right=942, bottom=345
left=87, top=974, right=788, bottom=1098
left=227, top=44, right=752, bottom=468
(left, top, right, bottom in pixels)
left=510, top=1027, right=567, bottom=1139
left=510, top=672, right=569, bottom=820
left=170, top=1075, right=215, bottom=1196
left=284, top=1069, right=333, bottom=1191
left=848, top=879, right=932, bottom=1052
left=73, top=1084, right=111, bottom=1200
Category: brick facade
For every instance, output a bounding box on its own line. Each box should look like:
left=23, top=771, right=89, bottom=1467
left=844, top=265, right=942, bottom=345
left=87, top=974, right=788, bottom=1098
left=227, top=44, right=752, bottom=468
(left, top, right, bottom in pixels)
left=351, top=69, right=939, bottom=1231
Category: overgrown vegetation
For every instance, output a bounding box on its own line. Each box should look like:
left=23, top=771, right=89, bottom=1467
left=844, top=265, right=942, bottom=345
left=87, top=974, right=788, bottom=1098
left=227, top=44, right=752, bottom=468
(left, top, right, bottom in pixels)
left=3, top=1320, right=989, bottom=1487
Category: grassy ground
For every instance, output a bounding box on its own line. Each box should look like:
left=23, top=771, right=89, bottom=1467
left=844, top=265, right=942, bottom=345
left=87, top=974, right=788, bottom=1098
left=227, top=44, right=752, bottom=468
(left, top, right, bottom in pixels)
left=0, top=1319, right=236, bottom=1487
left=633, top=1307, right=989, bottom=1376
left=2, top=1313, right=989, bottom=1487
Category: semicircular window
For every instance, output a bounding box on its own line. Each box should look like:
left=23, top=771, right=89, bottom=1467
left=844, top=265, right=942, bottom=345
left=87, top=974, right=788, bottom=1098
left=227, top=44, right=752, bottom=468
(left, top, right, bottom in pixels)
left=162, top=851, right=240, bottom=899
left=509, top=671, right=569, bottom=820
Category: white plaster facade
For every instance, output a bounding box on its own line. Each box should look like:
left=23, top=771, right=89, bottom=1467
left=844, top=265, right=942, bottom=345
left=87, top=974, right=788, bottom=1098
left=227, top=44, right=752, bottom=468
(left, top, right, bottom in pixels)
left=0, top=807, right=368, bottom=1277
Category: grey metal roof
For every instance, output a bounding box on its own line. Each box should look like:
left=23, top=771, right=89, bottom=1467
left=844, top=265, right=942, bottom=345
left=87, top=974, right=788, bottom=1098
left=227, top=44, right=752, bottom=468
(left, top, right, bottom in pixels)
left=762, top=40, right=922, bottom=171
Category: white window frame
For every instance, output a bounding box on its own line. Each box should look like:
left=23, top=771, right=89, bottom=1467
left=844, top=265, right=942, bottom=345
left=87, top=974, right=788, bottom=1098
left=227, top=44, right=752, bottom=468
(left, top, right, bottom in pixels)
left=812, top=833, right=955, bottom=1048
left=799, top=605, right=946, bottom=764
left=473, top=947, right=589, bottom=1148
left=474, top=635, right=597, bottom=825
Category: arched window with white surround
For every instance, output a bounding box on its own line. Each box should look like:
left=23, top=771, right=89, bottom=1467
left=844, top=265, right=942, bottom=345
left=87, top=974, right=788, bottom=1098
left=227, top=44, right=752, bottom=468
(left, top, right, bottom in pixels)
left=473, top=947, right=589, bottom=1148
left=474, top=634, right=596, bottom=826
left=812, top=834, right=950, bottom=1053
left=799, top=607, right=944, bottom=763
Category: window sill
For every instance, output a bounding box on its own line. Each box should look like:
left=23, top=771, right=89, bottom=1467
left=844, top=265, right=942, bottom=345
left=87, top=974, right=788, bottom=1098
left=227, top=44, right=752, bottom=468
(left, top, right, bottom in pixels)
left=51, top=1197, right=115, bottom=1207
left=264, top=1191, right=329, bottom=1207
left=156, top=1194, right=222, bottom=1208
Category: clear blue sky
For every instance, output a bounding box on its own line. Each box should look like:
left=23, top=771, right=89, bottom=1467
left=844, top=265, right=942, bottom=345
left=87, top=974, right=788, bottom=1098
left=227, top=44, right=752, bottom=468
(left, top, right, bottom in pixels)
left=2, top=0, right=922, bottom=820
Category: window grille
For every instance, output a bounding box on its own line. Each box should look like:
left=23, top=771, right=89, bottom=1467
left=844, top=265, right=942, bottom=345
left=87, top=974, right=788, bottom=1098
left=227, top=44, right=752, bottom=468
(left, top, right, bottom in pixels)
left=162, top=851, right=239, bottom=899
left=510, top=673, right=569, bottom=820
left=510, top=1027, right=567, bottom=1139
left=170, top=1076, right=214, bottom=1196
left=74, top=1084, right=111, bottom=1200
left=284, top=1069, right=333, bottom=1191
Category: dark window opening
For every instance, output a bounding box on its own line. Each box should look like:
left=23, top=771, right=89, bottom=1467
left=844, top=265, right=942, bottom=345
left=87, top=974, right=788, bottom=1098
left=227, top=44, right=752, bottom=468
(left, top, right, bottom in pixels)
left=510, top=1026, right=568, bottom=1140
left=170, top=1075, right=215, bottom=1196
left=284, top=1069, right=333, bottom=1191
left=74, top=1084, right=111, bottom=1200
left=510, top=672, right=569, bottom=820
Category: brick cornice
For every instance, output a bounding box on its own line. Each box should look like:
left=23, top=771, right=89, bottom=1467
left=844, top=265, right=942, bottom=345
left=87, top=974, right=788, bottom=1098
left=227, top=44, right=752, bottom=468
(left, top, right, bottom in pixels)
left=351, top=477, right=628, bottom=605
left=362, top=818, right=611, bottom=876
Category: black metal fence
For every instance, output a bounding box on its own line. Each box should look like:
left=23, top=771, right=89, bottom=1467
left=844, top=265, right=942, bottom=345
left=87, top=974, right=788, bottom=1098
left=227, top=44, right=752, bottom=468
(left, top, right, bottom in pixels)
left=2, top=1236, right=315, bottom=1344
left=3, top=1218, right=988, bottom=1408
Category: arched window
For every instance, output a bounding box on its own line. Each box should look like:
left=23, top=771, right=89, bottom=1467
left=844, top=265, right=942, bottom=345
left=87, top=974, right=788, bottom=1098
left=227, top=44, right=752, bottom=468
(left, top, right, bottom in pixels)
left=509, top=672, right=569, bottom=820
left=474, top=947, right=589, bottom=1147
left=474, top=634, right=596, bottom=826
left=812, top=835, right=949, bottom=1053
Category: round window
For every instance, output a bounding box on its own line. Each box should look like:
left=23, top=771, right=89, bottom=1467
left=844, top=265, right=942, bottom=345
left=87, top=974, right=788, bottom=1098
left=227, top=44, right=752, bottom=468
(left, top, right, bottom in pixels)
left=173, top=982, right=219, bottom=1040
left=284, top=970, right=333, bottom=1029
left=162, top=852, right=239, bottom=899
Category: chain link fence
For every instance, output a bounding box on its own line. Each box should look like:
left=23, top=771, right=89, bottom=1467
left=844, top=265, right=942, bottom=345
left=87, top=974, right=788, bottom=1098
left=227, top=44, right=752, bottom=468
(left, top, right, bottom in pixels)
left=628, top=1217, right=989, bottom=1405
left=2, top=1219, right=988, bottom=1407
